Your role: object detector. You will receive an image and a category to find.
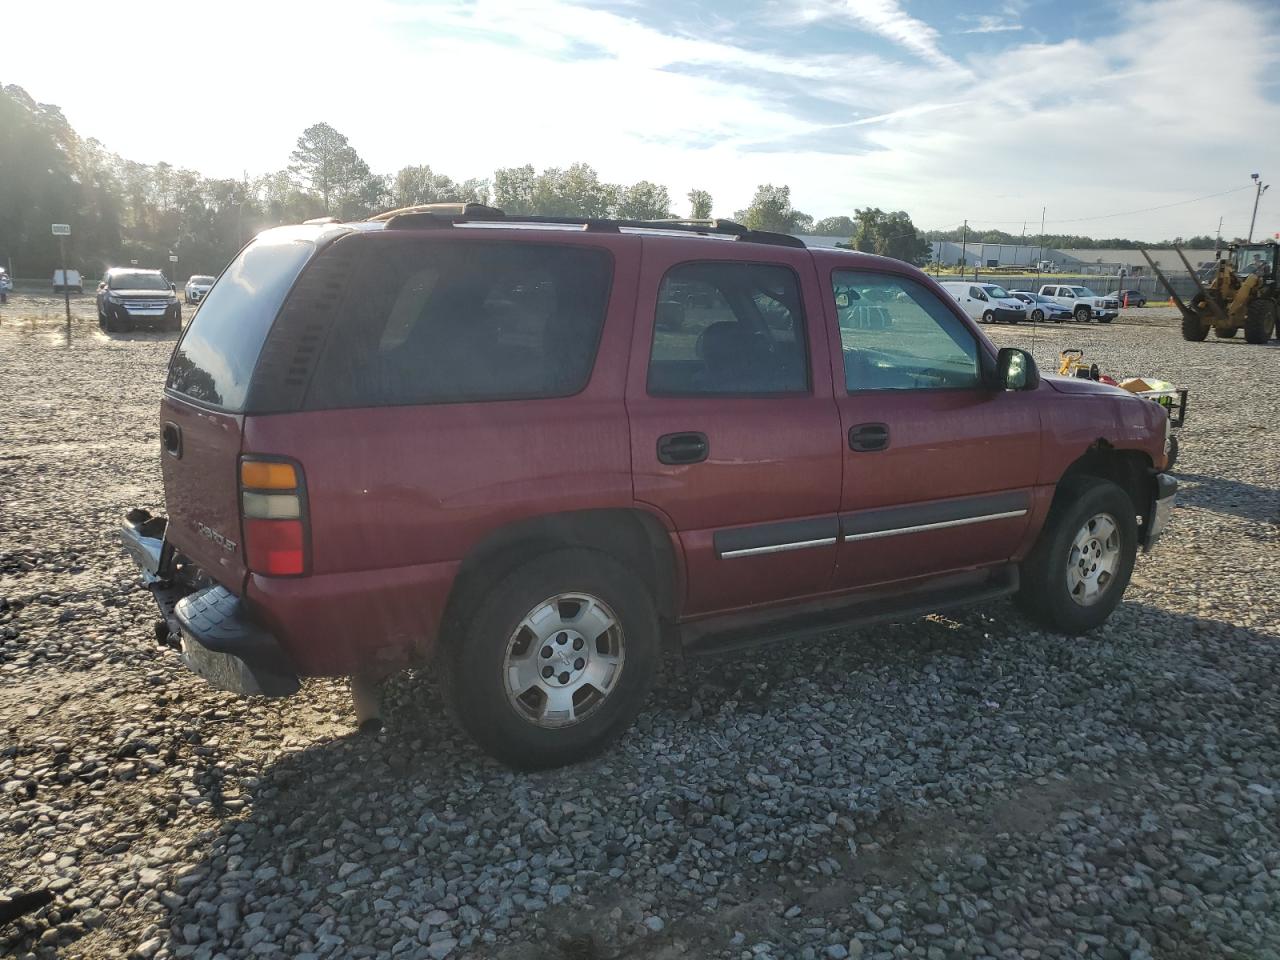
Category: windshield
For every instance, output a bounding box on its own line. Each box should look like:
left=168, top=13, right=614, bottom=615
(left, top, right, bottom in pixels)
left=1071, top=286, right=1098, bottom=297
left=981, top=284, right=1012, bottom=299
left=109, top=271, right=169, bottom=291
left=1234, top=247, right=1273, bottom=276
left=190, top=275, right=216, bottom=284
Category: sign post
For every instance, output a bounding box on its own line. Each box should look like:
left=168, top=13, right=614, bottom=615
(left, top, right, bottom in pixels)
left=51, top=224, right=71, bottom=339
left=169, top=253, right=179, bottom=287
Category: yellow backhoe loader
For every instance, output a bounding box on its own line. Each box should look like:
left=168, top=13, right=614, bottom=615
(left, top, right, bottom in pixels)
left=1140, top=241, right=1280, bottom=344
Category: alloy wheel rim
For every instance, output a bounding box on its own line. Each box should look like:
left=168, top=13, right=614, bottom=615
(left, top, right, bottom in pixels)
left=1065, top=512, right=1122, bottom=607
left=503, top=592, right=625, bottom=728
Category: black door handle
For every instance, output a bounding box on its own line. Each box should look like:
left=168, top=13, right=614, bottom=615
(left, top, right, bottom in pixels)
left=657, top=432, right=709, bottom=465
left=849, top=422, right=889, bottom=452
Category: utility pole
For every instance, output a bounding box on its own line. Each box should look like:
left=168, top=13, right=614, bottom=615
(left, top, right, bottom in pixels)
left=1035, top=206, right=1046, bottom=289
left=1214, top=216, right=1224, bottom=259
left=1248, top=173, right=1269, bottom=243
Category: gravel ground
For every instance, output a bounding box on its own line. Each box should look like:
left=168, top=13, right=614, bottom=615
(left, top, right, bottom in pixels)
left=1, top=294, right=1278, bottom=960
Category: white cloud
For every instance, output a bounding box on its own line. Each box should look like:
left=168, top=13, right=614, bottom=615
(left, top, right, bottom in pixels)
left=958, top=15, right=1023, bottom=34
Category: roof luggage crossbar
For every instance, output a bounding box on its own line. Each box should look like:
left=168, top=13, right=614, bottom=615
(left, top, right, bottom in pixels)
left=370, top=203, right=806, bottom=248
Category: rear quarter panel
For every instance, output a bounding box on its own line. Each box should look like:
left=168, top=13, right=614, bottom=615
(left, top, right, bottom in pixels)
left=238, top=232, right=645, bottom=673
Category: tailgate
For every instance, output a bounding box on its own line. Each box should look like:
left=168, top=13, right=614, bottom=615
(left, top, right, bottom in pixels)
left=160, top=394, right=247, bottom=591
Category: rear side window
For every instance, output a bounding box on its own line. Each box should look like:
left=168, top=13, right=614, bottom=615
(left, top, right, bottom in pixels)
left=167, top=235, right=315, bottom=409
left=305, top=242, right=611, bottom=409
left=647, top=262, right=808, bottom=396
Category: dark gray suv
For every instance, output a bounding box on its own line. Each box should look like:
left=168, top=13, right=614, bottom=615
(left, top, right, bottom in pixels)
left=97, top=268, right=182, bottom=332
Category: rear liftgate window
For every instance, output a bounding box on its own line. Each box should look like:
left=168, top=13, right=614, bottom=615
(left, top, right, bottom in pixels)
left=167, top=235, right=316, bottom=410
left=304, top=242, right=612, bottom=409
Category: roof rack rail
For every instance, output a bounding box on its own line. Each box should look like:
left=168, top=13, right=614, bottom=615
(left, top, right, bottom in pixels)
left=371, top=205, right=805, bottom=248
left=369, top=202, right=505, bottom=222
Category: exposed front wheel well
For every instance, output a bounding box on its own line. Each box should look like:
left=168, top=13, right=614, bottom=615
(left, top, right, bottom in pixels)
left=440, top=508, right=681, bottom=651
left=1056, top=444, right=1153, bottom=517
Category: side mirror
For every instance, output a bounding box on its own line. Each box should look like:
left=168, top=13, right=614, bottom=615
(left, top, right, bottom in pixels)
left=170, top=282, right=177, bottom=292
left=994, top=347, right=1040, bottom=391
left=976, top=292, right=988, bottom=301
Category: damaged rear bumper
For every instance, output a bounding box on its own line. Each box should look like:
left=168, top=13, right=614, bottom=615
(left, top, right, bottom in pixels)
left=121, top=510, right=299, bottom=697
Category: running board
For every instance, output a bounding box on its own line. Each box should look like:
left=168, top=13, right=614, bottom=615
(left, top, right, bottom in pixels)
left=682, top=565, right=1019, bottom=656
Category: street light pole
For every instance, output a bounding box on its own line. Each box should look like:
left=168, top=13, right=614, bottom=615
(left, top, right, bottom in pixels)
left=1248, top=173, right=1269, bottom=243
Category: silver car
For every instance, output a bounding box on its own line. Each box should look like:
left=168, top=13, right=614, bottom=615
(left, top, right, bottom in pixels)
left=1010, top=291, right=1072, bottom=323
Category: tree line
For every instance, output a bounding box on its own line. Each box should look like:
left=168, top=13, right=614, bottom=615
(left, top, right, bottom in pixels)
left=6, top=81, right=1198, bottom=283
left=0, top=84, right=941, bottom=278
left=923, top=226, right=1222, bottom=250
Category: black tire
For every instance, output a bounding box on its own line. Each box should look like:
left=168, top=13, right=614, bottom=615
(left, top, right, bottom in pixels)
left=982, top=310, right=994, bottom=324
left=1165, top=434, right=1179, bottom=471
left=102, top=308, right=119, bottom=333
left=1213, top=325, right=1238, bottom=339
left=442, top=549, right=659, bottom=769
left=1016, top=477, right=1138, bottom=635
left=1244, top=299, right=1275, bottom=345
left=1032, top=309, right=1044, bottom=323
left=1097, top=316, right=1113, bottom=324
left=1074, top=305, right=1092, bottom=323
left=1181, top=308, right=1209, bottom=342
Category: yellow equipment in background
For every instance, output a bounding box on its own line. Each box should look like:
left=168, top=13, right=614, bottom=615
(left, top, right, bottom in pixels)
left=1140, top=241, right=1280, bottom=344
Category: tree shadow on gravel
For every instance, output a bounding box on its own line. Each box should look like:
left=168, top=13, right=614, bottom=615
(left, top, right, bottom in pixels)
left=118, top=601, right=1280, bottom=960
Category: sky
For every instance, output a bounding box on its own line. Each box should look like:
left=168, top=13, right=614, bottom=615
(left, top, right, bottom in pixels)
left=5, top=0, right=1280, bottom=241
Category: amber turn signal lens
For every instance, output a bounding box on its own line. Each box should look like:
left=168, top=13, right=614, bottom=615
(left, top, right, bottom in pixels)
left=241, top=460, right=297, bottom=490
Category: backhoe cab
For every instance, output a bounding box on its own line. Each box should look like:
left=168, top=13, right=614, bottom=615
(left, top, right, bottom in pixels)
left=1141, top=241, right=1280, bottom=344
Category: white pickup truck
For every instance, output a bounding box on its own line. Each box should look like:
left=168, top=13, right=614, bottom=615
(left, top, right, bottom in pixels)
left=1038, top=284, right=1120, bottom=323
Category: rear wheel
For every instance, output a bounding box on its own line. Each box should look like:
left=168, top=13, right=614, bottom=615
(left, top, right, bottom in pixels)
left=1244, top=299, right=1276, bottom=344
left=1017, top=477, right=1138, bottom=635
left=442, top=549, right=659, bottom=769
left=1181, top=308, right=1209, bottom=342
left=1074, top=305, right=1092, bottom=323
left=982, top=310, right=994, bottom=324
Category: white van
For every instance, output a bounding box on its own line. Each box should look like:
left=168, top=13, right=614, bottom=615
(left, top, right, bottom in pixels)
left=52, top=269, right=84, bottom=293
left=939, top=281, right=1026, bottom=324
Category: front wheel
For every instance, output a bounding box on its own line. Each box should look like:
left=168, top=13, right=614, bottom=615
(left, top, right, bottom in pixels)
left=982, top=310, right=994, bottom=324
left=1182, top=308, right=1209, bottom=342
left=1017, top=477, right=1138, bottom=635
left=1032, top=308, right=1044, bottom=322
left=1074, top=305, right=1092, bottom=323
left=442, top=549, right=659, bottom=769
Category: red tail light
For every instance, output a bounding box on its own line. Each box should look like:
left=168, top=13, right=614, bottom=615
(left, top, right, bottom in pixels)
left=240, top=457, right=309, bottom=576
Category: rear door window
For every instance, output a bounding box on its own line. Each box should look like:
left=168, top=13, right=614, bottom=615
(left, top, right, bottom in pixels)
left=167, top=234, right=315, bottom=410
left=305, top=241, right=611, bottom=409
left=646, top=262, right=808, bottom=396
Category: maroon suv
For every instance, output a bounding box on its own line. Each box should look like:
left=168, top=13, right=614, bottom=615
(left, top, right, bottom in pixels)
left=122, top=204, right=1176, bottom=768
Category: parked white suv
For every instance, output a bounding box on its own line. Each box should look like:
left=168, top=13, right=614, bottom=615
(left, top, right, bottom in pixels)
left=1038, top=284, right=1120, bottom=323
left=184, top=275, right=216, bottom=304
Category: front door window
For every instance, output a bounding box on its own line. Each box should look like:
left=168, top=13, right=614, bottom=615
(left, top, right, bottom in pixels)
left=832, top=271, right=980, bottom=391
